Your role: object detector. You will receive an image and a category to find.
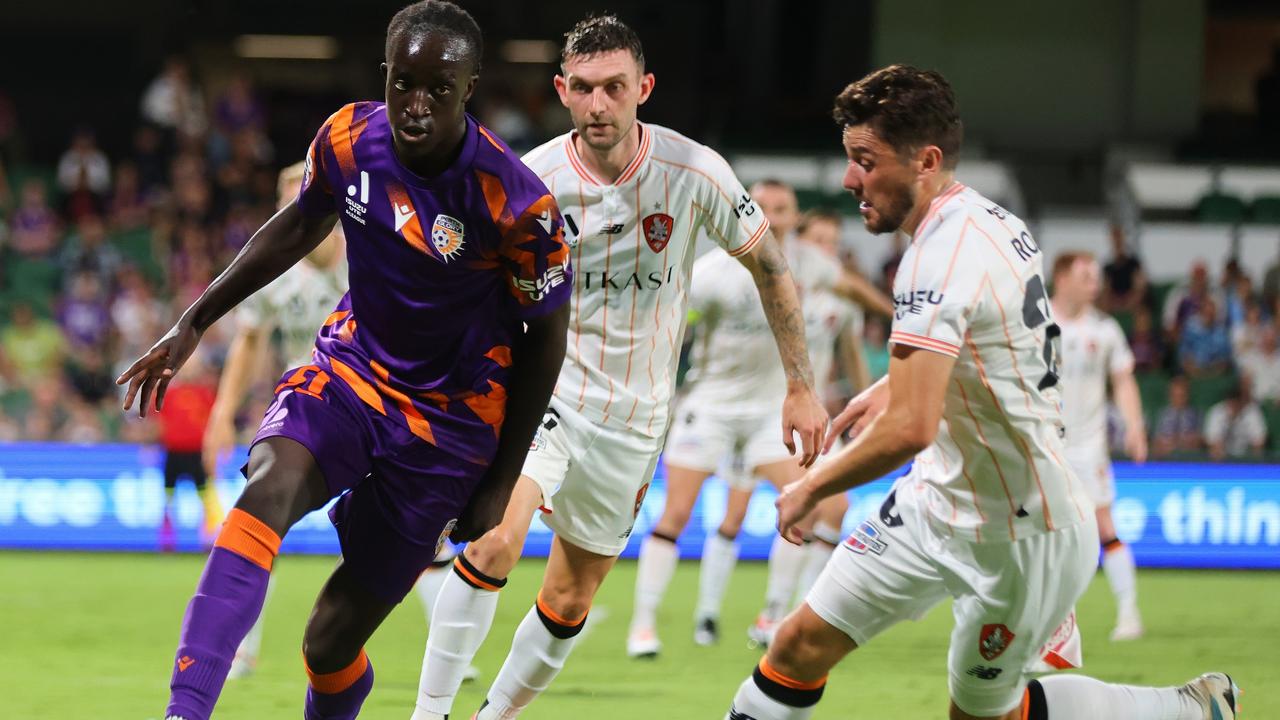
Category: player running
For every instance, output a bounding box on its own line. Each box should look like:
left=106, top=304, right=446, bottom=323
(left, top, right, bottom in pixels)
left=411, top=15, right=828, bottom=720
left=118, top=4, right=572, bottom=719
left=1050, top=250, right=1148, bottom=641
left=724, top=64, right=1238, bottom=720
left=629, top=182, right=889, bottom=655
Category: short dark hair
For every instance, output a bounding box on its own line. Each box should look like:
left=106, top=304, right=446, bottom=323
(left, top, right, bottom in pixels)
left=562, top=13, right=644, bottom=70
left=833, top=65, right=963, bottom=169
left=1051, top=251, right=1095, bottom=282
left=386, top=1, right=483, bottom=71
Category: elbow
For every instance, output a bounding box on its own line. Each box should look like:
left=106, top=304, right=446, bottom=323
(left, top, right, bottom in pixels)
left=888, top=410, right=936, bottom=455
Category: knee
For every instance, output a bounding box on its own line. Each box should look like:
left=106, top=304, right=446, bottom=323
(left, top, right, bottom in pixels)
left=538, top=582, right=594, bottom=626
left=464, top=525, right=522, bottom=577
left=303, top=615, right=360, bottom=674
left=656, top=504, right=693, bottom=534
left=769, top=616, right=829, bottom=674
left=717, top=520, right=742, bottom=539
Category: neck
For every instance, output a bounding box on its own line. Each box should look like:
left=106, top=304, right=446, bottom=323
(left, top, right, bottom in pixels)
left=1051, top=297, right=1087, bottom=320
left=400, top=120, right=467, bottom=178
left=900, top=172, right=957, bottom=236
left=576, top=122, right=640, bottom=183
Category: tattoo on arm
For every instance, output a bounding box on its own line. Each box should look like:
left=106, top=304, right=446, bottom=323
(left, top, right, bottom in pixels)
left=741, top=235, right=816, bottom=389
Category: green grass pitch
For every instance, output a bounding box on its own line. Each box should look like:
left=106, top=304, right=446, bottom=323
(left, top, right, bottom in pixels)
left=2, top=551, right=1274, bottom=718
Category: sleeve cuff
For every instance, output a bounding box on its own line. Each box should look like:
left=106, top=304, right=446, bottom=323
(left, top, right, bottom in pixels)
left=888, top=330, right=960, bottom=358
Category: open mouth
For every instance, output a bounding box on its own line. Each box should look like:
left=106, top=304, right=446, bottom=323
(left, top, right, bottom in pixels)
left=859, top=201, right=872, bottom=216
left=398, top=125, right=430, bottom=144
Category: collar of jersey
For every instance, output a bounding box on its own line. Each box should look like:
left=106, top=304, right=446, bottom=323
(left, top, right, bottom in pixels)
left=911, top=182, right=968, bottom=242
left=565, top=121, right=651, bottom=187
left=388, top=113, right=481, bottom=190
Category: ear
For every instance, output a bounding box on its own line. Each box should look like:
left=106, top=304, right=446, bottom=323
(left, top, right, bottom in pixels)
left=916, top=145, right=944, bottom=178
left=463, top=74, right=479, bottom=103
left=637, top=72, right=656, bottom=106
left=553, top=74, right=570, bottom=107
left=380, top=62, right=389, bottom=78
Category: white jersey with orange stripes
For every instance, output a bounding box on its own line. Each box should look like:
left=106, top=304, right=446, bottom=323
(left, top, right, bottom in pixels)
left=521, top=122, right=769, bottom=438
left=1056, top=307, right=1133, bottom=452
left=888, top=183, right=1091, bottom=543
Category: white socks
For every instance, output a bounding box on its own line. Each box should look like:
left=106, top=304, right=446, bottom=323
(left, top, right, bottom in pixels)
left=478, top=600, right=586, bottom=720
left=1036, top=675, right=1202, bottom=720
left=1102, top=540, right=1139, bottom=617
left=415, top=563, right=451, bottom=621
left=631, top=534, right=679, bottom=632
left=763, top=534, right=807, bottom=620
left=696, top=532, right=739, bottom=620
left=414, top=564, right=503, bottom=719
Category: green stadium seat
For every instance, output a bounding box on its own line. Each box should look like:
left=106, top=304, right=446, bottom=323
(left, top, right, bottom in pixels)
left=110, top=227, right=164, bottom=284
left=1135, top=372, right=1169, bottom=414
left=4, top=257, right=60, bottom=317
left=1250, top=196, right=1280, bottom=224
left=1194, top=193, right=1247, bottom=224
left=1188, top=373, right=1238, bottom=413
left=1150, top=282, right=1175, bottom=318
left=794, top=189, right=829, bottom=212
left=7, top=164, right=60, bottom=206
left=1264, top=404, right=1280, bottom=455
left=1111, top=310, right=1135, bottom=339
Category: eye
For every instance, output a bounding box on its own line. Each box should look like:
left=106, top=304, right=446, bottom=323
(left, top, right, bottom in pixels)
left=393, top=79, right=408, bottom=91
left=434, top=85, right=452, bottom=96
left=607, top=82, right=622, bottom=93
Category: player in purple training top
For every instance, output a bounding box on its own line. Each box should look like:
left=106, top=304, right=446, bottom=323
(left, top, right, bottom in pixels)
left=115, top=4, right=572, bottom=720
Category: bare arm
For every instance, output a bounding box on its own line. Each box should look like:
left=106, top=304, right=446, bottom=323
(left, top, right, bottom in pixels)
left=1111, top=369, right=1148, bottom=463
left=836, top=323, right=871, bottom=395
left=833, top=269, right=894, bottom=318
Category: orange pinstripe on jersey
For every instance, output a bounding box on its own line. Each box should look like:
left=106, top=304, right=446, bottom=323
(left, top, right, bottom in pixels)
left=327, top=104, right=369, bottom=178
left=477, top=124, right=505, bottom=153
left=953, top=373, right=1016, bottom=541
left=912, top=182, right=966, bottom=241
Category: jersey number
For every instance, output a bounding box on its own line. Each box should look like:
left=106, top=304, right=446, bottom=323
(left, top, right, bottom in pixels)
left=1020, top=275, right=1060, bottom=390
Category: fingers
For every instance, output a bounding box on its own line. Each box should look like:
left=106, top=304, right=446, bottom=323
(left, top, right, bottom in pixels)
left=153, top=371, right=174, bottom=412
left=121, top=375, right=143, bottom=412
left=798, top=423, right=817, bottom=468
left=137, top=376, right=161, bottom=418
left=782, top=420, right=797, bottom=457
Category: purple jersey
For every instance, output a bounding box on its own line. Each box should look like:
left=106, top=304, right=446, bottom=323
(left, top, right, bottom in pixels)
left=295, top=102, right=572, bottom=465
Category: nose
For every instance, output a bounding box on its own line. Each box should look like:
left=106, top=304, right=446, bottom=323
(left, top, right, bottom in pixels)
left=589, top=87, right=607, bottom=115
left=405, top=88, right=431, bottom=121
left=843, top=161, right=863, bottom=195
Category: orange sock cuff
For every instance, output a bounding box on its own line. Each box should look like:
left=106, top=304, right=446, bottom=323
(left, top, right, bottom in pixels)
left=536, top=590, right=588, bottom=627
left=305, top=649, right=369, bottom=694
left=214, top=508, right=282, bottom=571
left=757, top=657, right=827, bottom=691
left=1102, top=537, right=1124, bottom=554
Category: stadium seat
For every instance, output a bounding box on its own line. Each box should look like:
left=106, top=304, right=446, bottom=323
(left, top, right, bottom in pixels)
left=1188, top=373, right=1238, bottom=413
left=1195, top=193, right=1247, bottom=224
left=1251, top=196, right=1280, bottom=224
left=1136, top=372, right=1169, bottom=415
left=1265, top=404, right=1280, bottom=455
left=1126, top=163, right=1215, bottom=213
left=1112, top=309, right=1135, bottom=339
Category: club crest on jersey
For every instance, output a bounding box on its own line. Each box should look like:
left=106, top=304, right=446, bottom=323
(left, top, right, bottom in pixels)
left=430, top=214, right=466, bottom=262
left=642, top=213, right=674, bottom=253
left=979, top=624, right=1016, bottom=661
left=843, top=520, right=887, bottom=555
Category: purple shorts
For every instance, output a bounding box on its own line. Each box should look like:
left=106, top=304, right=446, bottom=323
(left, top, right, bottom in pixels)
left=251, top=365, right=484, bottom=603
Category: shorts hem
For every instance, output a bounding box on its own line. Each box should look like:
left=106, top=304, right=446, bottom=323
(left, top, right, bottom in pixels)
left=947, top=685, right=1026, bottom=719
left=804, top=593, right=870, bottom=647
left=542, top=517, right=628, bottom=557
left=661, top=455, right=719, bottom=474
left=246, top=429, right=345, bottom=498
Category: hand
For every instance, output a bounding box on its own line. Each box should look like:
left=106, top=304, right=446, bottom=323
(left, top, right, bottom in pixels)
left=775, top=477, right=817, bottom=545
left=782, top=385, right=829, bottom=468
left=1124, top=426, right=1148, bottom=464
left=116, top=321, right=203, bottom=417
left=203, top=411, right=237, bottom=478
left=825, top=378, right=890, bottom=453
left=449, top=482, right=513, bottom=543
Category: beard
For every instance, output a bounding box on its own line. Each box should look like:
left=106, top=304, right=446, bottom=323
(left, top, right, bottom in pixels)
left=864, top=181, right=916, bottom=234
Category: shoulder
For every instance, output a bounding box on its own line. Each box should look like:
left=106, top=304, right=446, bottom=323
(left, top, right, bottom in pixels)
left=647, top=124, right=739, bottom=184
left=474, top=125, right=556, bottom=217
left=520, top=132, right=572, bottom=176
left=315, top=101, right=384, bottom=141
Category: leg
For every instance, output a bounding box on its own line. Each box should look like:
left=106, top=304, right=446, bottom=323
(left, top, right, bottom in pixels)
left=693, top=482, right=752, bottom=643
left=628, top=462, right=713, bottom=654
left=300, top=560, right=393, bottom=720
left=478, top=535, right=618, bottom=719
left=413, top=475, right=543, bottom=719
left=166, top=437, right=330, bottom=720
left=1097, top=504, right=1142, bottom=640
left=1017, top=673, right=1239, bottom=720
left=752, top=458, right=808, bottom=643
left=726, top=604, right=857, bottom=720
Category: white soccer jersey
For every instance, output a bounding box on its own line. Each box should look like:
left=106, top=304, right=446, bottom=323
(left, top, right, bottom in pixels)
left=521, top=123, right=770, bottom=437
left=1056, top=308, right=1133, bottom=451
left=683, top=239, right=842, bottom=412
left=236, top=258, right=348, bottom=367
left=807, top=287, right=862, bottom=392
left=888, top=183, right=1090, bottom=543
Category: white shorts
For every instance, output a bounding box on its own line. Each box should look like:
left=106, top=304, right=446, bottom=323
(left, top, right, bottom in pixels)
left=662, top=396, right=791, bottom=478
left=806, top=481, right=1098, bottom=717
left=1065, top=444, right=1114, bottom=506
left=521, top=396, right=663, bottom=557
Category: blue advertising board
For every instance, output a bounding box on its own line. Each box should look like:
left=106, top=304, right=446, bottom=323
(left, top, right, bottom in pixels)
left=0, top=443, right=1276, bottom=568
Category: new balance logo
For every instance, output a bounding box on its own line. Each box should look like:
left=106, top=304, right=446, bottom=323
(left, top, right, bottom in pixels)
left=177, top=656, right=196, bottom=672
left=966, top=665, right=1003, bottom=680
left=728, top=706, right=758, bottom=720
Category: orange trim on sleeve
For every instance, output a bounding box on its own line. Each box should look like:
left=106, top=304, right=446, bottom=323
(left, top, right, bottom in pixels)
left=328, top=358, right=386, bottom=416
left=324, top=310, right=351, bottom=327
left=306, top=648, right=369, bottom=694
left=485, top=345, right=513, bottom=368
left=728, top=219, right=770, bottom=257
left=477, top=125, right=505, bottom=153
left=213, top=508, right=282, bottom=571
left=454, top=558, right=502, bottom=591
left=888, top=331, right=960, bottom=357
left=536, top=590, right=587, bottom=627
left=758, top=657, right=827, bottom=691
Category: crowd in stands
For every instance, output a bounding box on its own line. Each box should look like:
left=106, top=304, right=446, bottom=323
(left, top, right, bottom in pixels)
left=0, top=57, right=1277, bottom=461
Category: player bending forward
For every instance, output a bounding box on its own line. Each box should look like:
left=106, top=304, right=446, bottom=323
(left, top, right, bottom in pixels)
left=725, top=64, right=1238, bottom=720
left=412, top=14, right=827, bottom=720
left=1050, top=251, right=1148, bottom=641
left=119, top=4, right=572, bottom=719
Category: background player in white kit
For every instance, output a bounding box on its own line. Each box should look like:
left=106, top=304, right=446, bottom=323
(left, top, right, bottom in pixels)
left=725, top=64, right=1238, bottom=720
left=1050, top=251, right=1148, bottom=641
left=628, top=180, right=889, bottom=655
left=412, top=15, right=828, bottom=720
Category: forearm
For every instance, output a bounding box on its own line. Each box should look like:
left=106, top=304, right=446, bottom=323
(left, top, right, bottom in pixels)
left=1113, top=373, right=1146, bottom=436
left=840, top=328, right=871, bottom=393
left=836, top=271, right=895, bottom=318
left=739, top=237, right=816, bottom=390
left=483, top=306, right=569, bottom=488
left=805, top=407, right=919, bottom=499
left=186, top=204, right=334, bottom=332
left=209, top=329, right=264, bottom=422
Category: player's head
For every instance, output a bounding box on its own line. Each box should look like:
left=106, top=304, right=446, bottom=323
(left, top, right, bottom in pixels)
left=834, top=65, right=963, bottom=234
left=278, top=160, right=345, bottom=269
left=750, top=179, right=799, bottom=241
left=554, top=14, right=654, bottom=153
left=797, top=208, right=843, bottom=258
left=1051, top=251, right=1100, bottom=307
left=383, top=1, right=482, bottom=165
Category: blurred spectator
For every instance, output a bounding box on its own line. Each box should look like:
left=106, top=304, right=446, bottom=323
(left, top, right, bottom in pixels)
left=141, top=56, right=208, bottom=143
left=1263, top=238, right=1280, bottom=310
left=477, top=94, right=538, bottom=150
left=1178, top=297, right=1232, bottom=376
left=59, top=399, right=106, bottom=444
left=1128, top=305, right=1164, bottom=373
left=214, top=74, right=266, bottom=139
left=22, top=380, right=66, bottom=441
left=1231, top=300, right=1269, bottom=358
left=0, top=154, right=11, bottom=212
left=107, top=162, right=150, bottom=231
left=66, top=350, right=115, bottom=406
left=132, top=124, right=169, bottom=197
left=60, top=214, right=122, bottom=290
left=1238, top=326, right=1280, bottom=406
left=7, top=179, right=61, bottom=259
left=1152, top=375, right=1203, bottom=457
left=863, top=320, right=890, bottom=382
left=170, top=220, right=216, bottom=303
left=57, top=271, right=112, bottom=353
left=111, top=266, right=167, bottom=368
left=1, top=302, right=66, bottom=387
left=1101, top=224, right=1148, bottom=312
left=1204, top=379, right=1268, bottom=460
left=156, top=353, right=224, bottom=547
left=56, top=127, right=110, bottom=220
left=1162, top=260, right=1221, bottom=339
left=1224, top=274, right=1256, bottom=328
left=0, top=408, right=19, bottom=441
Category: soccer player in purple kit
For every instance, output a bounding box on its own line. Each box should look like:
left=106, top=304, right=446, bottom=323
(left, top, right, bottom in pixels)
left=115, top=3, right=572, bottom=719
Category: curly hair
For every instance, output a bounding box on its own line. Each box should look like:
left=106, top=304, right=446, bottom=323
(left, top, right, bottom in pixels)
left=562, top=13, right=644, bottom=70
left=386, top=0, right=483, bottom=71
left=833, top=65, right=963, bottom=169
